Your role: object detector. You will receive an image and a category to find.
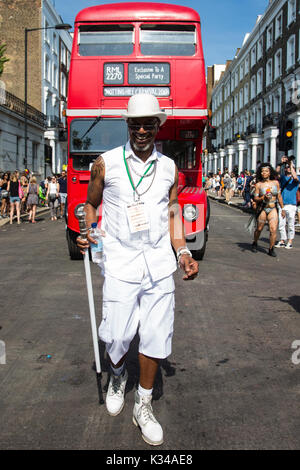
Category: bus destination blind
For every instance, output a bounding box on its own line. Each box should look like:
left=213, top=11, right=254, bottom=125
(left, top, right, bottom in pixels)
left=104, top=62, right=170, bottom=92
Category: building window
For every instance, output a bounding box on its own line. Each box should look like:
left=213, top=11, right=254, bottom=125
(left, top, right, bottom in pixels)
left=245, top=56, right=249, bottom=74
left=257, top=68, right=263, bottom=94
left=287, top=0, right=296, bottom=26
left=240, top=63, right=244, bottom=81
left=239, top=89, right=244, bottom=110
left=231, top=74, right=235, bottom=91
left=266, top=25, right=273, bottom=50
left=257, top=37, right=263, bottom=59
left=45, top=56, right=50, bottom=82
left=266, top=59, right=273, bottom=86
left=53, top=64, right=58, bottom=89
left=53, top=33, right=57, bottom=55
left=244, top=83, right=249, bottom=105
left=32, top=142, right=38, bottom=172
left=274, top=49, right=282, bottom=79
left=61, top=73, right=66, bottom=97
left=274, top=90, right=281, bottom=113
left=287, top=35, right=295, bottom=69
left=251, top=75, right=256, bottom=99
left=251, top=45, right=256, bottom=67
left=44, top=20, right=50, bottom=43
left=275, top=12, right=282, bottom=39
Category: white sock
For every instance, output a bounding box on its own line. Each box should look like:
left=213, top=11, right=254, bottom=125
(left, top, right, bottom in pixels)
left=138, top=384, right=153, bottom=397
left=111, top=363, right=125, bottom=376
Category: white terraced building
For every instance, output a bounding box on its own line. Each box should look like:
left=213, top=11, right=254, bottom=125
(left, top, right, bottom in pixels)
left=203, top=0, right=300, bottom=175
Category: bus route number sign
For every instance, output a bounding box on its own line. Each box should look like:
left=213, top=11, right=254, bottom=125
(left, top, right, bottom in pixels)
left=104, top=63, right=124, bottom=84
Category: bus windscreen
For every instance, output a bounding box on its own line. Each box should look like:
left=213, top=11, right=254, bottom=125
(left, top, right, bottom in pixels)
left=70, top=119, right=128, bottom=152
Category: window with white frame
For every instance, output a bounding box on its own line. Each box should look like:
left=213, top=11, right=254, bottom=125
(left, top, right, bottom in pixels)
left=231, top=74, right=235, bottom=91
left=245, top=56, right=249, bottom=74
left=274, top=49, right=282, bottom=79
left=266, top=58, right=273, bottom=86
left=45, top=55, right=50, bottom=81
left=251, top=45, right=256, bottom=67
left=234, top=94, right=238, bottom=113
left=265, top=95, right=272, bottom=116
left=257, top=37, right=263, bottom=60
left=274, top=89, right=281, bottom=113
left=44, top=20, right=50, bottom=43
left=235, top=70, right=239, bottom=87
left=239, top=89, right=244, bottom=110
left=267, top=25, right=273, bottom=50
left=61, top=73, right=67, bottom=97
left=275, top=12, right=282, bottom=39
left=287, top=35, right=295, bottom=69
left=257, top=68, right=263, bottom=94
left=244, top=83, right=249, bottom=104
left=251, top=75, right=256, bottom=99
left=53, top=64, right=58, bottom=89
left=53, top=33, right=57, bottom=55
left=240, top=63, right=244, bottom=81
left=287, top=0, right=296, bottom=26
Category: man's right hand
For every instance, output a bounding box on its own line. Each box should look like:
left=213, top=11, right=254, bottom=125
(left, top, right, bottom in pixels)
left=76, top=234, right=97, bottom=255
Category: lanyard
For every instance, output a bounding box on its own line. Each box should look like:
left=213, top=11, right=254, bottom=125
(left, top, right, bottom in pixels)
left=123, top=146, right=154, bottom=196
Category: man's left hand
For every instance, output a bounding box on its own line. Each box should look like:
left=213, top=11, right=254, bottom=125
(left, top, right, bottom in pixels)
left=179, top=254, right=199, bottom=280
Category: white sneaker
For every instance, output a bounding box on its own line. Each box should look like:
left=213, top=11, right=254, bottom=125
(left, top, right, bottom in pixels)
left=133, top=391, right=163, bottom=446
left=285, top=243, right=293, bottom=249
left=106, top=369, right=128, bottom=416
left=275, top=241, right=286, bottom=248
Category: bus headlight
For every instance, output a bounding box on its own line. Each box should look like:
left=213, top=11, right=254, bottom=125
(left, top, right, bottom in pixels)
left=183, top=204, right=198, bottom=222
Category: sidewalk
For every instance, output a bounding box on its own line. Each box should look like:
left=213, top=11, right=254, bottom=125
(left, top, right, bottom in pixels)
left=208, top=190, right=300, bottom=233
left=0, top=206, right=50, bottom=227
left=208, top=190, right=253, bottom=212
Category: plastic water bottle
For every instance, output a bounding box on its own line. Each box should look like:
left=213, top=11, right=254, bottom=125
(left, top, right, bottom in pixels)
left=90, top=223, right=103, bottom=263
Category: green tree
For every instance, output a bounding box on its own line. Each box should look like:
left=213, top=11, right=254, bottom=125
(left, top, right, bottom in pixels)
left=0, top=43, right=9, bottom=76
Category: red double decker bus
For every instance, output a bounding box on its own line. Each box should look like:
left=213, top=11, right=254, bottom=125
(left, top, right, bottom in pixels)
left=66, top=2, right=209, bottom=259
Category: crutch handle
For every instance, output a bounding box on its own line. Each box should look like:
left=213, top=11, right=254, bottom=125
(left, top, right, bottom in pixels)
left=75, top=205, right=88, bottom=240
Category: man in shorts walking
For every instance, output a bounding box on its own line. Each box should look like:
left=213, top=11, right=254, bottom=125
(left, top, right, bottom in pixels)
left=77, top=94, right=198, bottom=446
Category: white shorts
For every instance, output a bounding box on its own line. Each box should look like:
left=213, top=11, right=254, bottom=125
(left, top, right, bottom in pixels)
left=98, top=272, right=175, bottom=365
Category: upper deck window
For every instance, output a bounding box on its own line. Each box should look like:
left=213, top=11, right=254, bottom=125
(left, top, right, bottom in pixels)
left=140, top=25, right=196, bottom=56
left=78, top=25, right=134, bottom=56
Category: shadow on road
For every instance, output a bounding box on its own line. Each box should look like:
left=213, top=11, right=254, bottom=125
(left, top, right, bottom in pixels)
left=236, top=242, right=268, bottom=254
left=249, top=295, right=300, bottom=314
left=92, top=333, right=177, bottom=402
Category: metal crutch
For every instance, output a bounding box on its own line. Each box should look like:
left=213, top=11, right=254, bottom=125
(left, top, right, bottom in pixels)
left=75, top=205, right=104, bottom=404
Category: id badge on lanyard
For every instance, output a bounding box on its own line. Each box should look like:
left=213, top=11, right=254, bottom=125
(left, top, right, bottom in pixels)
left=126, top=201, right=149, bottom=233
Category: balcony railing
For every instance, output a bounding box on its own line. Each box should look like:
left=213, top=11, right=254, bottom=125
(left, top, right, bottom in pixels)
left=47, top=115, right=61, bottom=128
left=263, top=113, right=279, bottom=128
left=0, top=89, right=47, bottom=128
left=246, top=124, right=257, bottom=135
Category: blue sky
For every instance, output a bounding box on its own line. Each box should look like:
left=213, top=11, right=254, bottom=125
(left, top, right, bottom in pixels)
left=53, top=0, right=269, bottom=66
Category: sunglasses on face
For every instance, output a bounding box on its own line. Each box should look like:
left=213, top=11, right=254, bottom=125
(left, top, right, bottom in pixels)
left=128, top=122, right=158, bottom=132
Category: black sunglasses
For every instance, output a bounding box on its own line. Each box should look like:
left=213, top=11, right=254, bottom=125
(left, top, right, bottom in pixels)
left=128, top=122, right=158, bottom=132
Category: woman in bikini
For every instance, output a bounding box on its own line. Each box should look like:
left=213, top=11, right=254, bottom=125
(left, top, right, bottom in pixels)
left=251, top=163, right=285, bottom=257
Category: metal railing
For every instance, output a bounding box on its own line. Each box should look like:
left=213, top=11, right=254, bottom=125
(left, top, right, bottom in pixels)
left=0, top=89, right=47, bottom=128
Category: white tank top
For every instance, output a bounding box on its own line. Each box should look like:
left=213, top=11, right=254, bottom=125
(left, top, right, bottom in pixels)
left=100, top=142, right=177, bottom=282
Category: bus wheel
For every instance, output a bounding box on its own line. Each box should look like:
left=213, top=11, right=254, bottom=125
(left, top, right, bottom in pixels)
left=66, top=228, right=83, bottom=260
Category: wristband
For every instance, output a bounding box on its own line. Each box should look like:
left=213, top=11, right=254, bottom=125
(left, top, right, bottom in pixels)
left=176, top=247, right=192, bottom=263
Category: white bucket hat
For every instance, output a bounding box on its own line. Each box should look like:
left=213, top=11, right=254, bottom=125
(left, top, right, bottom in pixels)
left=122, top=93, right=167, bottom=126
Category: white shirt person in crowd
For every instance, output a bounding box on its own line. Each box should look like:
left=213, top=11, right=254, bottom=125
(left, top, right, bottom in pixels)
left=77, top=94, right=198, bottom=446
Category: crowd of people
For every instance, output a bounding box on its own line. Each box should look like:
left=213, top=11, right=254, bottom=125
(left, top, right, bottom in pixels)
left=0, top=169, right=67, bottom=224
left=204, top=156, right=300, bottom=256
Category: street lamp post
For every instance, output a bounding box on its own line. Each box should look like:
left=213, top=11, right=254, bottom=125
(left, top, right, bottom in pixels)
left=24, top=23, right=71, bottom=170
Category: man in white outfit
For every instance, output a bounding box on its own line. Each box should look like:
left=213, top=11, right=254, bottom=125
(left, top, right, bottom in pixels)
left=77, top=94, right=198, bottom=446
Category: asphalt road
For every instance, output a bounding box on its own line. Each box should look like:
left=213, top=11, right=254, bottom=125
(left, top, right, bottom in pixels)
left=0, top=203, right=300, bottom=450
